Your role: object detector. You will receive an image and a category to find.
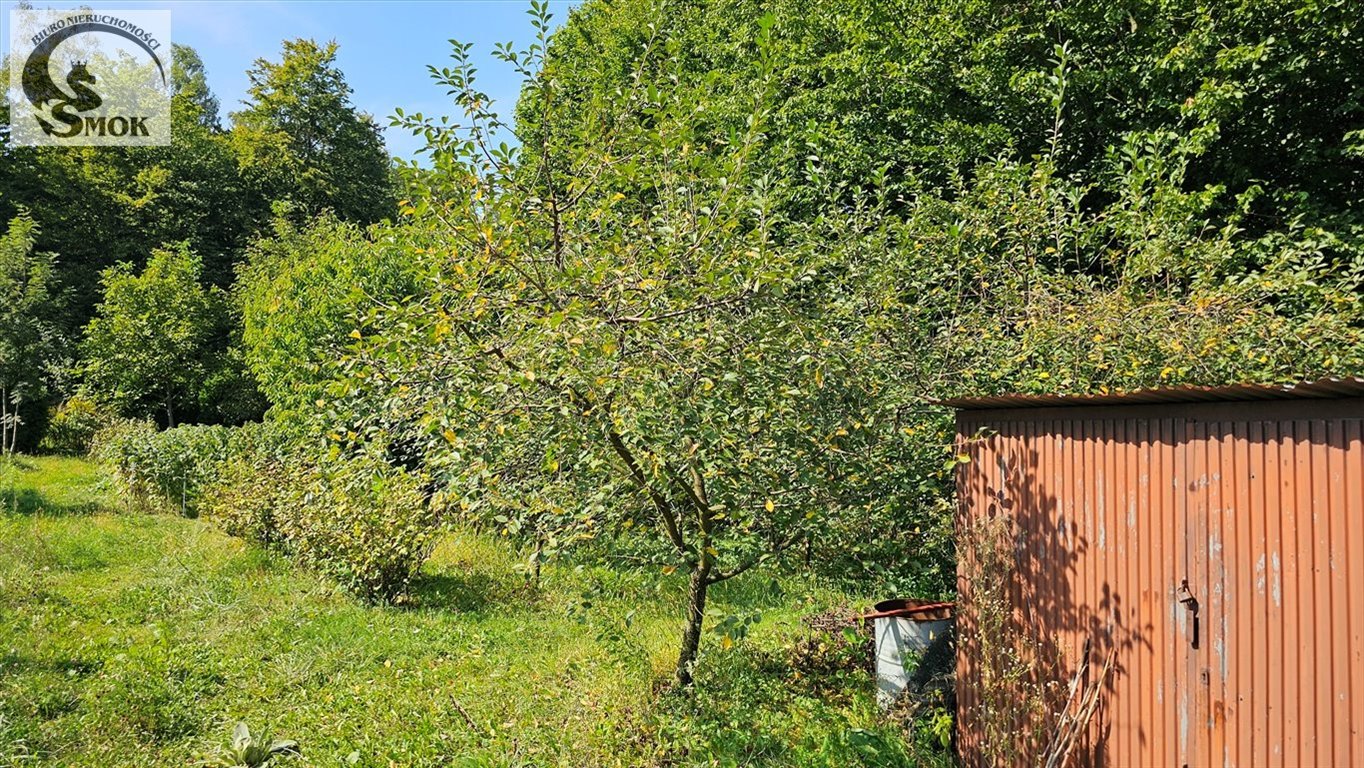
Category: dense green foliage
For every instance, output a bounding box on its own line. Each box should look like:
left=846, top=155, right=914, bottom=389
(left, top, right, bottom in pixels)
left=0, top=213, right=61, bottom=452
left=530, top=0, right=1364, bottom=396
left=7, top=0, right=1364, bottom=759
left=80, top=245, right=232, bottom=426
left=189, top=0, right=1361, bottom=681
left=362, top=8, right=955, bottom=684
left=1, top=39, right=396, bottom=432
left=203, top=429, right=439, bottom=602
left=894, top=154, right=1362, bottom=394
left=532, top=0, right=1362, bottom=223
left=3, top=44, right=251, bottom=325
left=39, top=395, right=115, bottom=455
left=230, top=40, right=396, bottom=227
left=236, top=214, right=424, bottom=415
left=90, top=420, right=233, bottom=515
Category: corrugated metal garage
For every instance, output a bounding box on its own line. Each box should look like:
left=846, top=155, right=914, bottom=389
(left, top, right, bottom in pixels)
left=947, top=378, right=1364, bottom=767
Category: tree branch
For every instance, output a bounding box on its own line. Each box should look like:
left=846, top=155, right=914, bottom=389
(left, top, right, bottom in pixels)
left=606, top=426, right=687, bottom=555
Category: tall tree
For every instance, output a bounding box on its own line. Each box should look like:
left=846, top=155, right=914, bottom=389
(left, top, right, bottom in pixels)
left=81, top=244, right=225, bottom=427
left=0, top=45, right=250, bottom=328
left=156, top=45, right=252, bottom=288
left=231, top=39, right=396, bottom=226
left=0, top=213, right=60, bottom=453
left=171, top=43, right=222, bottom=130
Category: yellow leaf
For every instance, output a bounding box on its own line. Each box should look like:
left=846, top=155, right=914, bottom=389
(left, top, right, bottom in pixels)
left=443, top=429, right=457, bottom=444
left=764, top=499, right=775, bottom=512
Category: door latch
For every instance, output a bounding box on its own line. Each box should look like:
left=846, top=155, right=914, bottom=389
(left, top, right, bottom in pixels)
left=1178, top=579, right=1200, bottom=650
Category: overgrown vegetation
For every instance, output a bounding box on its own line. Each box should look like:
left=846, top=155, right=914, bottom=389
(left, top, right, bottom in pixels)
left=38, top=395, right=114, bottom=455
left=80, top=245, right=237, bottom=427
left=0, top=457, right=929, bottom=767
left=90, top=420, right=233, bottom=515
left=357, top=7, right=952, bottom=685
left=0, top=213, right=59, bottom=454
left=959, top=500, right=1060, bottom=766
left=203, top=435, right=440, bottom=602
left=531, top=0, right=1363, bottom=397
left=3, top=0, right=1362, bottom=762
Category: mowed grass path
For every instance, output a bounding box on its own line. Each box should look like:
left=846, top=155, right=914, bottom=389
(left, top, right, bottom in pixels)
left=0, top=457, right=930, bottom=767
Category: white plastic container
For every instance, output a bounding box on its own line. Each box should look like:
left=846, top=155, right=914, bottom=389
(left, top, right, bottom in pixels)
left=868, top=599, right=954, bottom=710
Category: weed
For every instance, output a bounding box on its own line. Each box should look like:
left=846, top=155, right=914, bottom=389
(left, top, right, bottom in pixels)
left=208, top=722, right=299, bottom=767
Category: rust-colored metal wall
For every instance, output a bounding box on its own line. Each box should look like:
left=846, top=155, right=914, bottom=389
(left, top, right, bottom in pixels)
left=954, top=395, right=1364, bottom=767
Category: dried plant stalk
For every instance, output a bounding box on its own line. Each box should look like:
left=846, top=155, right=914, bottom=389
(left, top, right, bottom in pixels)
left=1041, top=637, right=1117, bottom=768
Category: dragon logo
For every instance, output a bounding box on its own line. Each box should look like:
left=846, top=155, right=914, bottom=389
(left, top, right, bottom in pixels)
left=16, top=15, right=167, bottom=141
left=29, top=60, right=101, bottom=137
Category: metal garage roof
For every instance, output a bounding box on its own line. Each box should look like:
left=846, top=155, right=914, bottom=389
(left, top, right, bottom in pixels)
left=937, top=377, right=1364, bottom=410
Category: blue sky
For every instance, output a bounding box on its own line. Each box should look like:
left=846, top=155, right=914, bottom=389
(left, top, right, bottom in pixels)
left=2, top=0, right=580, bottom=157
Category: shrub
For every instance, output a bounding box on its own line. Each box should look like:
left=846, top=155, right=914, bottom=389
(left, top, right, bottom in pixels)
left=283, top=455, right=438, bottom=602
left=95, top=415, right=438, bottom=601
left=203, top=423, right=293, bottom=545
left=40, top=396, right=115, bottom=455
left=203, top=440, right=439, bottom=602
left=90, top=418, right=158, bottom=508
left=91, top=421, right=234, bottom=515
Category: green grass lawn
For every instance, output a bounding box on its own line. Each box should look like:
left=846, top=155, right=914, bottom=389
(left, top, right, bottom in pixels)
left=0, top=455, right=948, bottom=767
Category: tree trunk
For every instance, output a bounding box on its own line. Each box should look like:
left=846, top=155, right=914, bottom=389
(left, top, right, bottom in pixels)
left=165, top=400, right=176, bottom=429
left=531, top=535, right=543, bottom=590
left=0, top=386, right=11, bottom=455
left=675, top=555, right=713, bottom=688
